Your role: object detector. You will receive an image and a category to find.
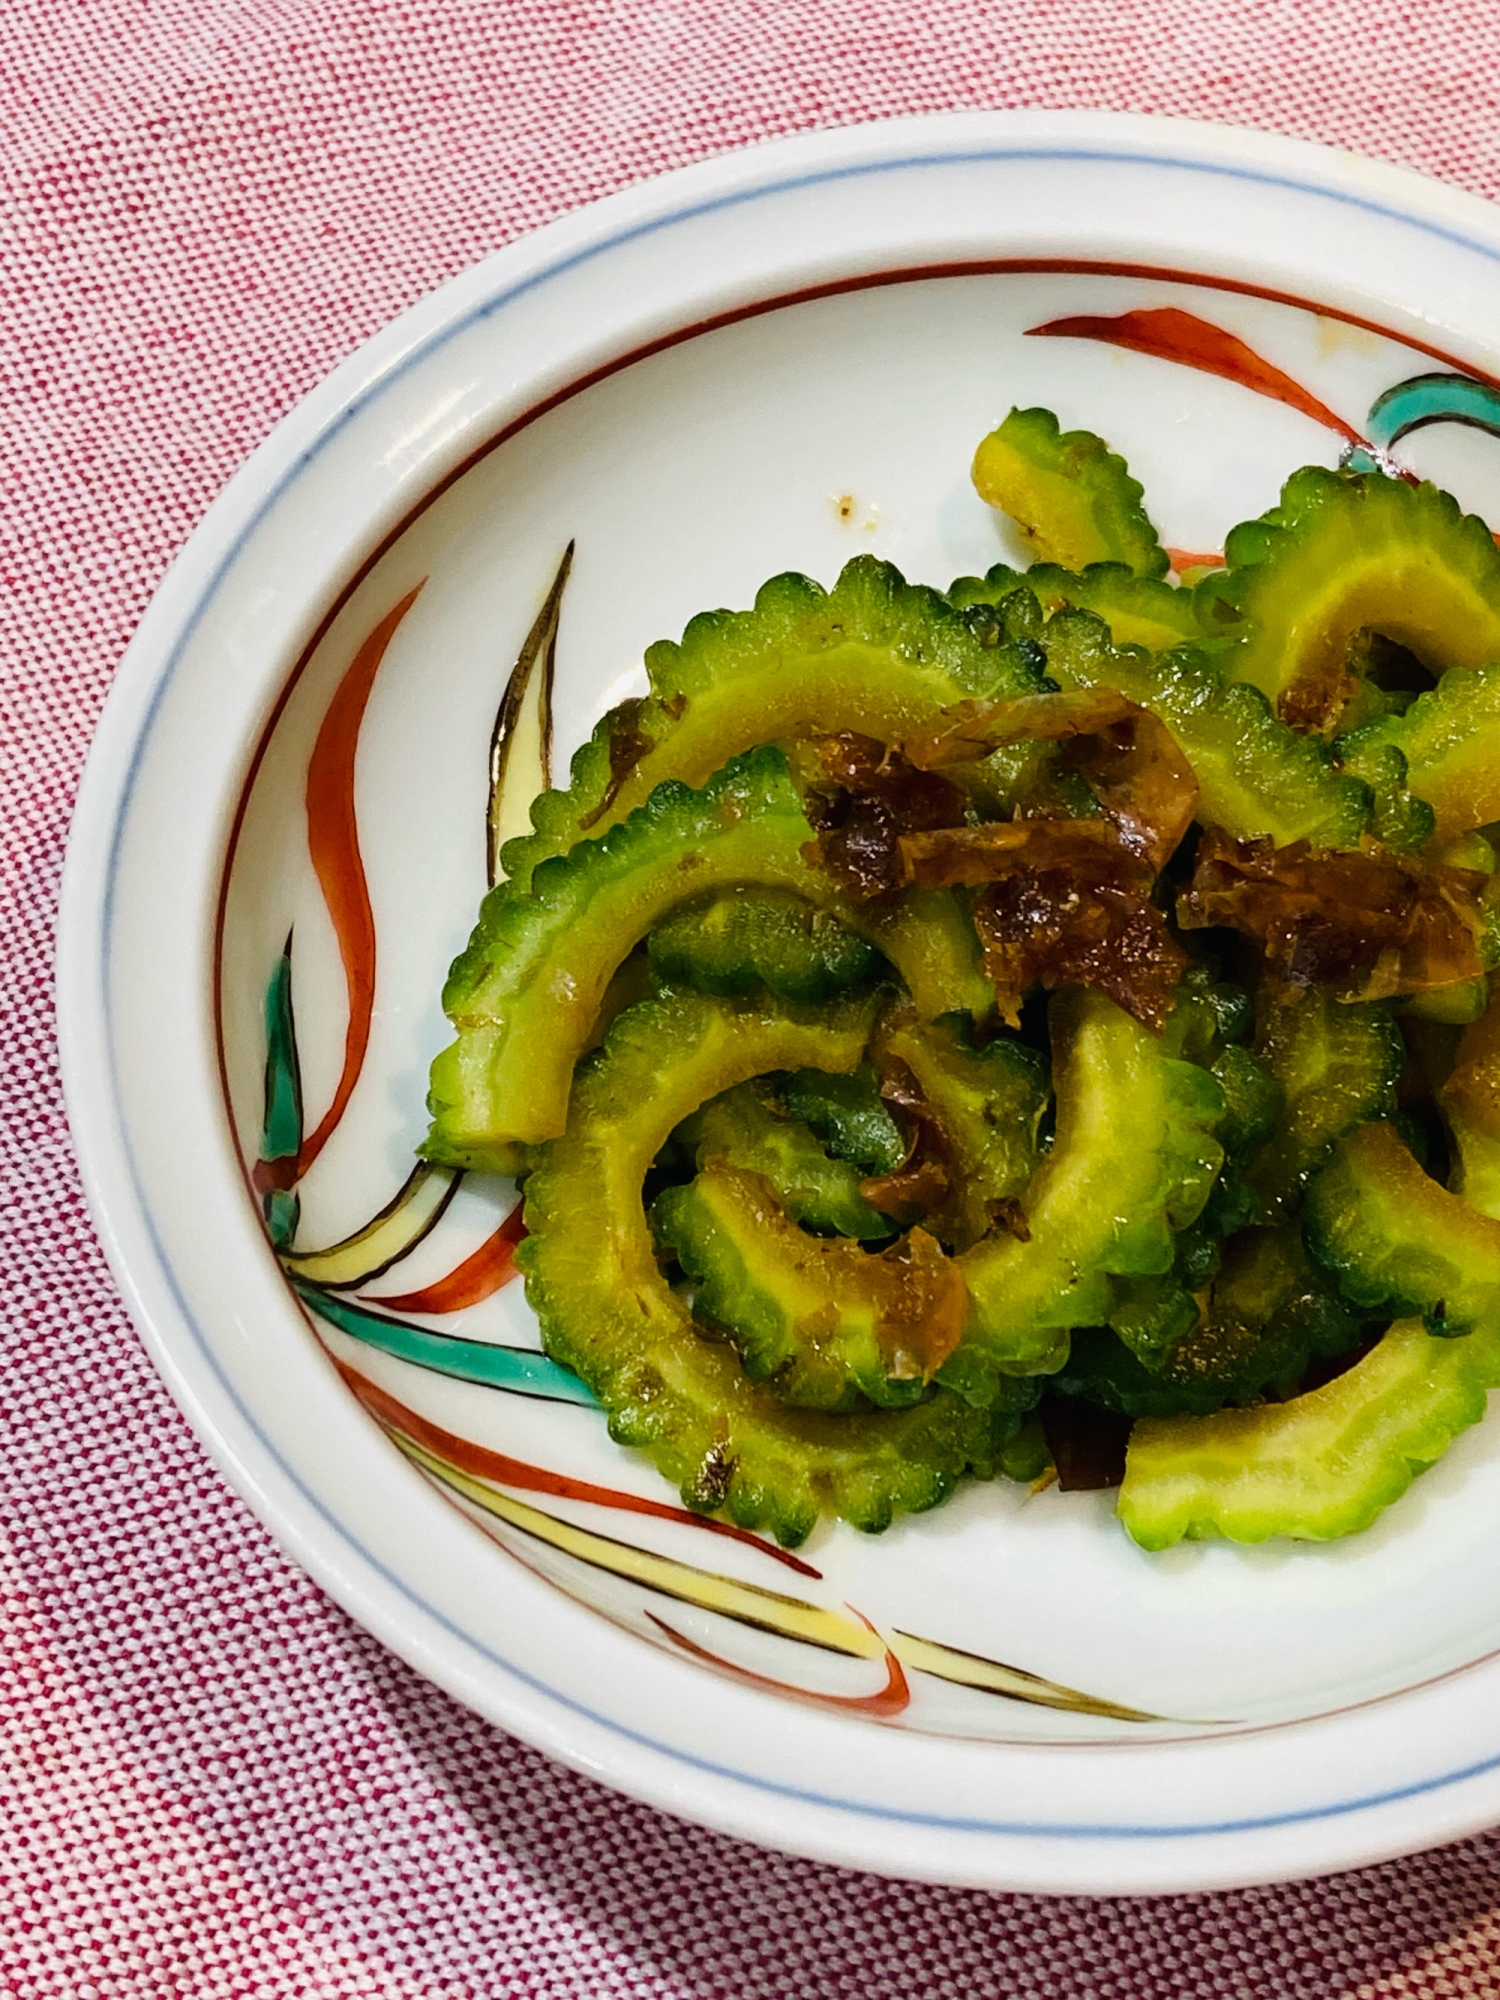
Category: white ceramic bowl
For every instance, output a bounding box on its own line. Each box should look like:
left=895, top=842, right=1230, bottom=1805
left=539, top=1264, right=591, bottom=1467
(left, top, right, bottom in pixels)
left=58, top=110, right=1500, bottom=1894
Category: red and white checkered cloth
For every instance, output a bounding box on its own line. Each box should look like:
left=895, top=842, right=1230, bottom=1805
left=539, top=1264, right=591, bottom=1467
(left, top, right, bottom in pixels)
left=8, top=2, right=1500, bottom=1992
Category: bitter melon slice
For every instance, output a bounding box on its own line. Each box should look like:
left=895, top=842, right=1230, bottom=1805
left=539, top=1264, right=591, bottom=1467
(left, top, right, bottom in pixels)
left=1331, top=735, right=1436, bottom=856
left=1040, top=608, right=1372, bottom=849
left=518, top=986, right=1030, bottom=1544
left=1099, top=970, right=1270, bottom=1279
left=428, top=747, right=826, bottom=1160
left=853, top=887, right=995, bottom=1024
left=654, top=1163, right=966, bottom=1411
left=674, top=1080, right=892, bottom=1239
left=1198, top=468, right=1500, bottom=732
left=656, top=1012, right=1050, bottom=1409
left=781, top=1063, right=906, bottom=1176
left=937, top=988, right=1227, bottom=1407
left=427, top=746, right=993, bottom=1164
left=1442, top=976, right=1500, bottom=1218
left=1057, top=1227, right=1361, bottom=1418
left=1104, top=1277, right=1204, bottom=1372
left=501, top=556, right=1042, bottom=891
left=1402, top=977, right=1491, bottom=1026
left=1193, top=1040, right=1287, bottom=1237
left=1305, top=1118, right=1500, bottom=1334
left=971, top=409, right=1169, bottom=577
left=1157, top=965, right=1255, bottom=1062
left=1119, top=1314, right=1500, bottom=1548
left=1244, top=989, right=1403, bottom=1222
left=875, top=1009, right=1049, bottom=1252
left=647, top=888, right=881, bottom=1003
left=949, top=560, right=1203, bottom=654
left=1338, top=657, right=1500, bottom=852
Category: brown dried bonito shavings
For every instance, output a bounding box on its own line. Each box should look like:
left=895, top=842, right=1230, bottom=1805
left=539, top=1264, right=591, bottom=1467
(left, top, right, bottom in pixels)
left=1178, top=829, right=1487, bottom=999
left=902, top=689, right=1199, bottom=877
left=1039, top=1396, right=1133, bottom=1493
left=900, top=818, right=1187, bottom=1032
left=802, top=707, right=1196, bottom=1032
left=986, top=1195, right=1032, bottom=1243
left=974, top=874, right=1186, bottom=1034
left=802, top=732, right=967, bottom=902
left=874, top=1226, right=969, bottom=1382
left=857, top=1056, right=954, bottom=1228
left=577, top=697, right=656, bottom=829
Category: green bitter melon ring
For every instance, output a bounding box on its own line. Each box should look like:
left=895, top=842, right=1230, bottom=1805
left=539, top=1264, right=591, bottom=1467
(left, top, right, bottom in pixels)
left=1120, top=1315, right=1500, bottom=1549
left=1055, top=1226, right=1361, bottom=1421
left=673, top=1078, right=894, bottom=1239
left=1338, top=658, right=1500, bottom=854
left=652, top=1009, right=1050, bottom=1414
left=646, top=888, right=883, bottom=1005
left=875, top=1008, right=1049, bottom=1253
left=970, top=406, right=1169, bottom=576
left=501, top=553, right=1044, bottom=893
left=653, top=1161, right=965, bottom=1413
left=519, top=985, right=1033, bottom=1546
left=950, top=559, right=1205, bottom=655
left=938, top=988, right=1227, bottom=1409
left=1199, top=466, right=1500, bottom=733
left=946, top=588, right=1372, bottom=850
left=427, top=746, right=989, bottom=1165
left=654, top=988, right=1224, bottom=1419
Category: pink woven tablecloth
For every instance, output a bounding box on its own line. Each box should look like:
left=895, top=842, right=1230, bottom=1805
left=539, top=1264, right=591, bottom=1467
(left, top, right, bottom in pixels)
left=10, top=3, right=1500, bottom=1992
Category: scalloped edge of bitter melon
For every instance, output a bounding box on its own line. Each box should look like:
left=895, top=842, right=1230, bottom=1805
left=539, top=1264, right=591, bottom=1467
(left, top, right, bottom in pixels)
left=971, top=408, right=1169, bottom=578
left=1056, top=1227, right=1361, bottom=1419
left=1118, top=1314, right=1500, bottom=1548
left=653, top=1163, right=963, bottom=1412
left=518, top=985, right=1029, bottom=1545
left=647, top=888, right=883, bottom=1004
left=429, top=753, right=993, bottom=1169
left=1040, top=606, right=1373, bottom=849
left=427, top=745, right=831, bottom=1160
left=1197, top=467, right=1500, bottom=732
left=1338, top=656, right=1500, bottom=852
left=780, top=1061, right=905, bottom=1177
left=939, top=988, right=1227, bottom=1408
left=1443, top=975, right=1500, bottom=1219
left=1304, top=1119, right=1500, bottom=1333
left=674, top=1079, right=893, bottom=1239
left=940, top=582, right=1371, bottom=847
left=877, top=1010, right=1049, bottom=1252
left=1330, top=734, right=1436, bottom=856
left=949, top=560, right=1204, bottom=654
left=499, top=555, right=1045, bottom=892
left=1245, top=992, right=1403, bottom=1224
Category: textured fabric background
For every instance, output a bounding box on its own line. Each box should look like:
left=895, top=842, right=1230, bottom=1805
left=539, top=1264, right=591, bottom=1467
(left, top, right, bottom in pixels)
left=8, top=2, right=1500, bottom=1993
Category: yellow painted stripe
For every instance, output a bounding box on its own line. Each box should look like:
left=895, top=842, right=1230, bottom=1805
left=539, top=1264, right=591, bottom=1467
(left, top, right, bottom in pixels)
left=283, top=1164, right=459, bottom=1288
left=398, top=1435, right=881, bottom=1659
left=890, top=1630, right=1160, bottom=1721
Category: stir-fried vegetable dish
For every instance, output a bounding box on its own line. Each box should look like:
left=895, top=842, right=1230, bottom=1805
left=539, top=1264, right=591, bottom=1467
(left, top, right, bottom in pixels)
left=423, top=406, right=1500, bottom=1550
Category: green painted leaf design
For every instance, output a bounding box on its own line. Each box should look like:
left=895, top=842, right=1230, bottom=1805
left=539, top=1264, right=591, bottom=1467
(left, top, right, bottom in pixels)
left=294, top=1279, right=598, bottom=1405
left=255, top=936, right=303, bottom=1248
